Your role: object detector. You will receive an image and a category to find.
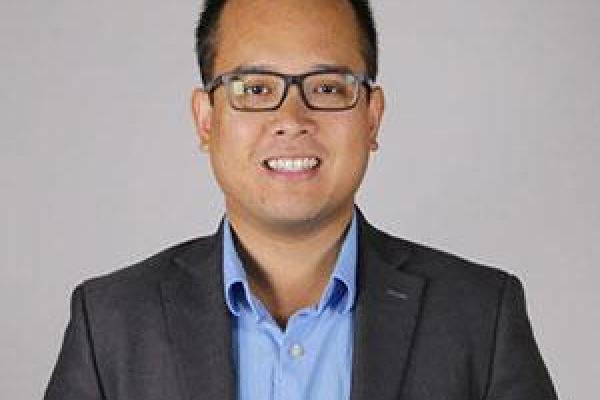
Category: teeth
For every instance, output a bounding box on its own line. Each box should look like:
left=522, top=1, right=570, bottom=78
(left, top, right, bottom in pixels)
left=266, top=157, right=320, bottom=171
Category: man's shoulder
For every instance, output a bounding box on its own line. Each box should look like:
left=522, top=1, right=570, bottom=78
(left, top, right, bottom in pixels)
left=78, top=233, right=216, bottom=298
left=367, top=223, right=515, bottom=296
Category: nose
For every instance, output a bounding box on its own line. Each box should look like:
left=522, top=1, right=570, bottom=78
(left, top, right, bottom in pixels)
left=271, top=85, right=315, bottom=136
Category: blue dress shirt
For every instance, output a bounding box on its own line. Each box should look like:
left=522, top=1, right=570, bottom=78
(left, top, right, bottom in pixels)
left=222, top=211, right=358, bottom=400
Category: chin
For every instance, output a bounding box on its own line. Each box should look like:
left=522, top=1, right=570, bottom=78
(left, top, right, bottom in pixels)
left=256, top=202, right=327, bottom=226
left=258, top=198, right=354, bottom=231
left=262, top=206, right=320, bottom=222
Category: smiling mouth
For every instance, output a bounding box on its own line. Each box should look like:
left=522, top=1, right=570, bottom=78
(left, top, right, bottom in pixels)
left=262, top=157, right=322, bottom=172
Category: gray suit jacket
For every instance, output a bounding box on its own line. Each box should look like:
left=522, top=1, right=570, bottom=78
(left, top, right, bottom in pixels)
left=45, top=209, right=558, bottom=399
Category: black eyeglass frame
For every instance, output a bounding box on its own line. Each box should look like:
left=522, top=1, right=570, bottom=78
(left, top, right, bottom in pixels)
left=203, top=68, right=374, bottom=112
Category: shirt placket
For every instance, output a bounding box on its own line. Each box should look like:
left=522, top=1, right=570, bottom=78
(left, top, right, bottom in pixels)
left=267, top=309, right=314, bottom=400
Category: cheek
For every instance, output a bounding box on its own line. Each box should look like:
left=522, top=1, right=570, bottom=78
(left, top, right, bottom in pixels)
left=212, top=111, right=256, bottom=155
left=209, top=113, right=262, bottom=181
left=327, top=114, right=371, bottom=158
left=326, top=115, right=372, bottom=182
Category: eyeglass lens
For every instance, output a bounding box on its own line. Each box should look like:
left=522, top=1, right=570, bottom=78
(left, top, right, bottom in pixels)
left=226, top=73, right=360, bottom=110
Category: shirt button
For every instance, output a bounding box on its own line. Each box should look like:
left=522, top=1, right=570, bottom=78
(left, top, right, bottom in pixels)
left=289, top=343, right=305, bottom=358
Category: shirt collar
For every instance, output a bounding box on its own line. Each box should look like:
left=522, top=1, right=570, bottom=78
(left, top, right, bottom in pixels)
left=222, top=208, right=358, bottom=318
left=222, top=219, right=257, bottom=318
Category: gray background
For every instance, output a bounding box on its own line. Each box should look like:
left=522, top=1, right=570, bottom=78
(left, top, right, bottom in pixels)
left=1, top=0, right=598, bottom=398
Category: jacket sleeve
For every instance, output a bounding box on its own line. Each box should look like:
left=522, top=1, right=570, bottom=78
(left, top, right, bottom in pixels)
left=484, top=274, right=559, bottom=400
left=44, top=285, right=105, bottom=400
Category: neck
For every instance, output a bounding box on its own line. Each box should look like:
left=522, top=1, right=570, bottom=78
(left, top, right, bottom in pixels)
left=226, top=204, right=355, bottom=327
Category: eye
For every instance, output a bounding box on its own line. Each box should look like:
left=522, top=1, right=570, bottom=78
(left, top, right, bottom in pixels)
left=244, top=85, right=270, bottom=95
left=313, top=82, right=349, bottom=96
left=231, top=79, right=275, bottom=96
left=315, top=84, right=340, bottom=94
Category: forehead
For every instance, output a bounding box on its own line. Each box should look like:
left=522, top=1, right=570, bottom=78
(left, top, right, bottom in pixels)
left=213, top=0, right=365, bottom=74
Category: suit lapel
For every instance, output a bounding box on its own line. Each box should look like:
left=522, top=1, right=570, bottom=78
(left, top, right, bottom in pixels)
left=161, top=221, right=236, bottom=400
left=351, top=210, right=427, bottom=400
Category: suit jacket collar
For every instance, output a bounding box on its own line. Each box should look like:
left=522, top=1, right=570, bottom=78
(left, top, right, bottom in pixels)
left=161, top=208, right=426, bottom=400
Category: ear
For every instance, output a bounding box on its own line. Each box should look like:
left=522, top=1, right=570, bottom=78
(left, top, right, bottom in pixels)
left=191, top=87, right=213, bottom=152
left=367, top=86, right=385, bottom=151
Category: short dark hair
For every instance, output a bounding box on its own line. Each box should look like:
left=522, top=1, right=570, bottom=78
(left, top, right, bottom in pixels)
left=195, top=0, right=378, bottom=85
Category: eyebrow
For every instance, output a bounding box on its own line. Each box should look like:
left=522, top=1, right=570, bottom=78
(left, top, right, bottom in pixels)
left=230, top=63, right=355, bottom=75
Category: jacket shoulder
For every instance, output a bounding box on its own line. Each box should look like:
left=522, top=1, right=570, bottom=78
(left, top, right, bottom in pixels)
left=366, top=223, right=515, bottom=295
left=78, top=234, right=216, bottom=297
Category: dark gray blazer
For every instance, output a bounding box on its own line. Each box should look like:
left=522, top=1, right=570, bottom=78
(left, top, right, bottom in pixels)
left=45, top=209, right=558, bottom=400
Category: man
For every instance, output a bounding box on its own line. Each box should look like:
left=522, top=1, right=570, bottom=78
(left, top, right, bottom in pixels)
left=45, top=0, right=558, bottom=399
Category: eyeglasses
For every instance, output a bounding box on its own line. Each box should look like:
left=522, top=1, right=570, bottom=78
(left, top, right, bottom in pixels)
left=203, top=68, right=373, bottom=111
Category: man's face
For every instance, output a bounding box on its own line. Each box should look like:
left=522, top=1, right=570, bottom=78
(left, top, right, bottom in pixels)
left=192, top=0, right=384, bottom=232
